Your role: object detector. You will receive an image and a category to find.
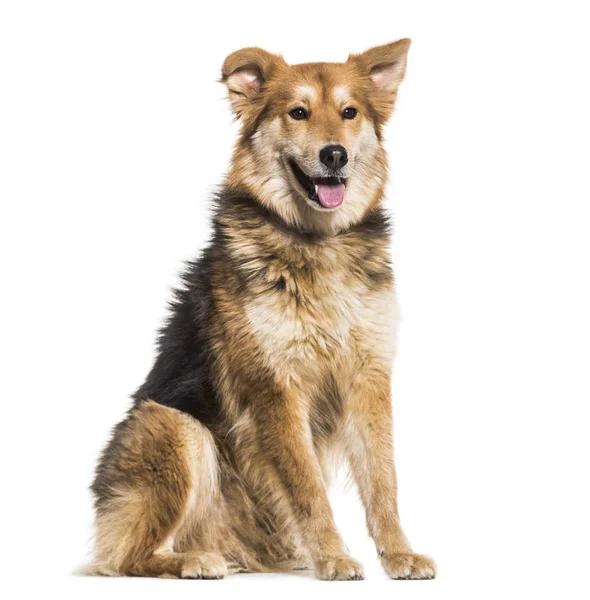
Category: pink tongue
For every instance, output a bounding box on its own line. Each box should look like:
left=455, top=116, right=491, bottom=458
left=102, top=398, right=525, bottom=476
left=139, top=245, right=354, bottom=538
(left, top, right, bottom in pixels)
left=316, top=183, right=345, bottom=208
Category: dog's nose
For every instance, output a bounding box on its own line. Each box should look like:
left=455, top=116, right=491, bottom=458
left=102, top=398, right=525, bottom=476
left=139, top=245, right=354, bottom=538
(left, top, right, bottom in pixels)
left=319, top=145, right=348, bottom=170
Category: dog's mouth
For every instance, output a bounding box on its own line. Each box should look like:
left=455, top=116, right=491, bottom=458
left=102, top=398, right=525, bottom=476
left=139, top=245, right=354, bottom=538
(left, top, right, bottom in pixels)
left=288, top=159, right=347, bottom=209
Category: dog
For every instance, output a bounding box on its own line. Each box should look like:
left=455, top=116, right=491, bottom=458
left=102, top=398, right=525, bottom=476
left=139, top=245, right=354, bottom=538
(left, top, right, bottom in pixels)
left=90, top=39, right=435, bottom=581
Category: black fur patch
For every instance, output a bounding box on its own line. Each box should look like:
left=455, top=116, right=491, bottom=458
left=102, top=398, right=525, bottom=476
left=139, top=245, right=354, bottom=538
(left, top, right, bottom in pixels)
left=132, top=248, right=221, bottom=427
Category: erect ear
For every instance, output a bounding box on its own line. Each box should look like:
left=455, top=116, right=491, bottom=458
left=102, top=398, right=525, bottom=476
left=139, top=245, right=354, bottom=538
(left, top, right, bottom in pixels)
left=349, top=39, right=411, bottom=126
left=221, top=47, right=284, bottom=117
left=351, top=39, right=411, bottom=93
left=351, top=38, right=412, bottom=92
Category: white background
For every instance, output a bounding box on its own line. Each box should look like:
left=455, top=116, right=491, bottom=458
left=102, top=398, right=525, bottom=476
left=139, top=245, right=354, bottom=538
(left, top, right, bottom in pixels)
left=1, top=1, right=589, bottom=598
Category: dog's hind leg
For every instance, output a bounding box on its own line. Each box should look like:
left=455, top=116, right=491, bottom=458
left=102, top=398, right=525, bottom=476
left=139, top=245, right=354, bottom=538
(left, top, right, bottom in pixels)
left=90, top=400, right=227, bottom=578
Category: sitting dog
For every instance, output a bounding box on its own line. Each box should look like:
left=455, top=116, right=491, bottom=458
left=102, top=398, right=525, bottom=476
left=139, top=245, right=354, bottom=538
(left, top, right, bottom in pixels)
left=90, top=39, right=435, bottom=581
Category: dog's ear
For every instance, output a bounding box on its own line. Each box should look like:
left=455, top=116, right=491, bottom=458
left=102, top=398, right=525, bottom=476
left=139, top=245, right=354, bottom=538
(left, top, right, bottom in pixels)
left=349, top=39, right=411, bottom=122
left=221, top=48, right=284, bottom=117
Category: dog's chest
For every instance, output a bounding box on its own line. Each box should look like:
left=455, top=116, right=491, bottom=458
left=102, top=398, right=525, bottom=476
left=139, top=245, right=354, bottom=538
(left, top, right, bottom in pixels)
left=245, top=250, right=395, bottom=387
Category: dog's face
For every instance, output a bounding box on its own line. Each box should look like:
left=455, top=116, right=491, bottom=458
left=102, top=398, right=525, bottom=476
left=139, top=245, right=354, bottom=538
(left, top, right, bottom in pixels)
left=223, top=40, right=410, bottom=233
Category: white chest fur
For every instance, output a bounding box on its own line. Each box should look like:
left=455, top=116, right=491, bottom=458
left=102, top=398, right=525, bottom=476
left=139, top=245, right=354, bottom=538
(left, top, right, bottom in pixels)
left=245, top=264, right=398, bottom=389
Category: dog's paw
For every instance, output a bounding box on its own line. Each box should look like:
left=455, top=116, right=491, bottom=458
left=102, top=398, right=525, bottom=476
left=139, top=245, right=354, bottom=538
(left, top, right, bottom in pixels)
left=181, top=552, right=228, bottom=579
left=315, top=555, right=364, bottom=580
left=381, top=553, right=436, bottom=580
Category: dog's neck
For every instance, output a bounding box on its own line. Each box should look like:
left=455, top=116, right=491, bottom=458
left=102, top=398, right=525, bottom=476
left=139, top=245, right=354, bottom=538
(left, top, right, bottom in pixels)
left=214, top=185, right=391, bottom=250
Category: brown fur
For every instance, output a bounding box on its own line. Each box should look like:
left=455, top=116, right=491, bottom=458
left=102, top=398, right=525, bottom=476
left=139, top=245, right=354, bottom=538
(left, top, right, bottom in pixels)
left=89, top=40, right=435, bottom=581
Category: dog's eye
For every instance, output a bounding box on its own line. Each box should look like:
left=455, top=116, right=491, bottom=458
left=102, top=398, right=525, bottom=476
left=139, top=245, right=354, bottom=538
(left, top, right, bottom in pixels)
left=289, top=107, right=309, bottom=120
left=342, top=107, right=357, bottom=120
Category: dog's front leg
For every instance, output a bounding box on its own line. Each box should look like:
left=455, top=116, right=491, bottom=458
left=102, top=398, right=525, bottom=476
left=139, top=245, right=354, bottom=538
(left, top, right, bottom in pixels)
left=257, top=388, right=364, bottom=580
left=346, top=371, right=436, bottom=580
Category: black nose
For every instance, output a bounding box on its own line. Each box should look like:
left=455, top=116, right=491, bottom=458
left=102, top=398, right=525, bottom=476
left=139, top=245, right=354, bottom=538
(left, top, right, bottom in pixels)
left=319, top=144, right=348, bottom=170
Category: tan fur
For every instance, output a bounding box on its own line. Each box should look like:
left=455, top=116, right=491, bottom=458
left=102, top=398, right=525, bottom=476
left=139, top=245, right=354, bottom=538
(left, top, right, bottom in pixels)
left=90, top=40, right=435, bottom=581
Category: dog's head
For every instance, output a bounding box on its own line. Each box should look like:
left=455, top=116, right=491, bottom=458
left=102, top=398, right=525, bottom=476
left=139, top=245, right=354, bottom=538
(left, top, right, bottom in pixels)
left=222, top=40, right=410, bottom=233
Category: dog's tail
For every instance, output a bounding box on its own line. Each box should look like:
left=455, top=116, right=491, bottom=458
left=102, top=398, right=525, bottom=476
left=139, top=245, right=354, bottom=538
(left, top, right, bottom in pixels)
left=73, top=561, right=121, bottom=577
